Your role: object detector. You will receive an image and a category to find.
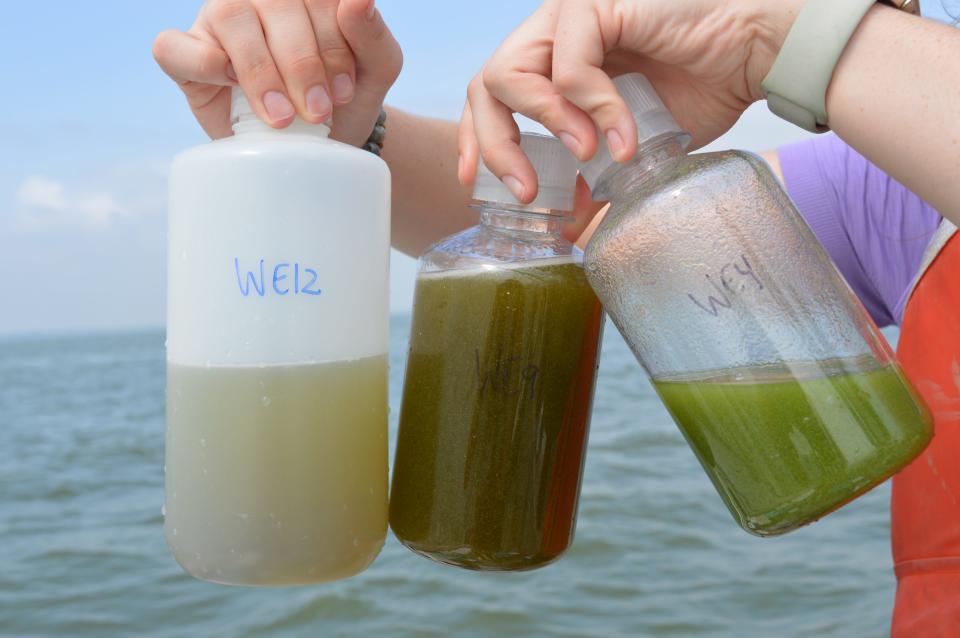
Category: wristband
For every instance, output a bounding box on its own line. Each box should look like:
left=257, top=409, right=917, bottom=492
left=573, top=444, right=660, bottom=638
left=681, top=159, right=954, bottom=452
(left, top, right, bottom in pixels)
left=362, top=109, right=387, bottom=156
left=761, top=0, right=876, bottom=133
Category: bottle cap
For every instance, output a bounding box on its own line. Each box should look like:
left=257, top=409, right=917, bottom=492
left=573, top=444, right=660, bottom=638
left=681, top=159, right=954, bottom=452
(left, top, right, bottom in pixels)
left=579, top=74, right=691, bottom=191
left=230, top=86, right=256, bottom=124
left=230, top=86, right=332, bottom=125
left=473, top=133, right=578, bottom=212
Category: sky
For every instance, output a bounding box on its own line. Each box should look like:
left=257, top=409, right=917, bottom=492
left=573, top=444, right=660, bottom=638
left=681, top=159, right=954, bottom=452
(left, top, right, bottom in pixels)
left=0, top=1, right=954, bottom=336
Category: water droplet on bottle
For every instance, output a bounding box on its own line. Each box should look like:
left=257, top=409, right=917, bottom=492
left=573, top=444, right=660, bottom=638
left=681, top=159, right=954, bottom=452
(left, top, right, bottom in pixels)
left=171, top=528, right=178, bottom=536
left=200, top=438, right=207, bottom=448
left=261, top=395, right=272, bottom=407
left=161, top=504, right=166, bottom=517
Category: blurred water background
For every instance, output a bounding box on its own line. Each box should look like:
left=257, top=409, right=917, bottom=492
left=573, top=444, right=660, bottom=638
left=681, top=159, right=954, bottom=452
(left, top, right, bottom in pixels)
left=0, top=317, right=898, bottom=637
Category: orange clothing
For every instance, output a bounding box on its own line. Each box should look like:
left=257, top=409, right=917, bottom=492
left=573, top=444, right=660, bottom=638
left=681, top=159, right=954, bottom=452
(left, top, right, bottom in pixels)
left=891, top=231, right=960, bottom=637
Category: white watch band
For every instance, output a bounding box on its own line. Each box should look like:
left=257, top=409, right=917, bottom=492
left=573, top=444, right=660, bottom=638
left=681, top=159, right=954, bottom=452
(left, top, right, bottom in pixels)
left=761, top=0, right=876, bottom=133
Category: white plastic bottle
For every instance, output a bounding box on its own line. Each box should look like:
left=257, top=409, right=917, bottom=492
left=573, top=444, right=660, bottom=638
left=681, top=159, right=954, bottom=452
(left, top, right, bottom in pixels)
left=164, top=88, right=390, bottom=586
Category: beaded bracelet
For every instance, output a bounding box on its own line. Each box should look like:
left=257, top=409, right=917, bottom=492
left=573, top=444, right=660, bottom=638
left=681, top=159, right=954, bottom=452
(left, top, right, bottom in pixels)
left=362, top=109, right=387, bottom=156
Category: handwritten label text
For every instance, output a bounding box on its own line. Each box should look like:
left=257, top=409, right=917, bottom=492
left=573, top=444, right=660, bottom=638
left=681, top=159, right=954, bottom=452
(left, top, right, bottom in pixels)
left=234, top=258, right=322, bottom=297
left=687, top=254, right=764, bottom=317
left=475, top=349, right=541, bottom=399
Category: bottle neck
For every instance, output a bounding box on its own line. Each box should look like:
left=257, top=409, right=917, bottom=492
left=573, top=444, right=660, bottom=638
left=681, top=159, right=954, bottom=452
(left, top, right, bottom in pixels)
left=593, top=134, right=688, bottom=202
left=231, top=115, right=332, bottom=138
left=477, top=203, right=567, bottom=237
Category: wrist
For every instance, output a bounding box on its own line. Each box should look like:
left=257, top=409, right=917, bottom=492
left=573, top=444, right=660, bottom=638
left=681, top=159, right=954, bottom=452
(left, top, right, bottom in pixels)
left=743, top=0, right=806, bottom=101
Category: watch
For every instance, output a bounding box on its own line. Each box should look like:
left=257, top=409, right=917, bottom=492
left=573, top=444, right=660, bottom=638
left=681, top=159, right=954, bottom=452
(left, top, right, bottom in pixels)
left=761, top=0, right=920, bottom=133
left=879, top=0, right=921, bottom=15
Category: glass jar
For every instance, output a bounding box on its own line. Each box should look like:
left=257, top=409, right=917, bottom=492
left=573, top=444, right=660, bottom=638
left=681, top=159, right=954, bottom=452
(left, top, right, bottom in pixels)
left=580, top=74, right=933, bottom=536
left=389, top=134, right=604, bottom=569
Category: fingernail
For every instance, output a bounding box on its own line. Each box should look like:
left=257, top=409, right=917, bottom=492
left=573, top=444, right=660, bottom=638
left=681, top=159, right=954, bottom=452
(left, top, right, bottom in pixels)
left=331, top=74, right=354, bottom=104
left=559, top=131, right=582, bottom=158
left=365, top=0, right=376, bottom=20
left=605, top=129, right=625, bottom=159
left=306, top=85, right=333, bottom=120
left=457, top=154, right=465, bottom=181
left=225, top=63, right=238, bottom=83
left=263, top=91, right=295, bottom=123
left=502, top=175, right=525, bottom=202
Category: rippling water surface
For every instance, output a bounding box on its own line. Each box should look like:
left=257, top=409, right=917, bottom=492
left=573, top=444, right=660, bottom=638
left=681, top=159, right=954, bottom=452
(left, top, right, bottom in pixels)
left=0, top=318, right=896, bottom=637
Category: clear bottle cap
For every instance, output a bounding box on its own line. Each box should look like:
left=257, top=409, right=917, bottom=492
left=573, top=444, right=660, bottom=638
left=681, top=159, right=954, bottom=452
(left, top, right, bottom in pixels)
left=473, top=133, right=578, bottom=212
left=230, top=86, right=255, bottom=124
left=579, top=74, right=691, bottom=191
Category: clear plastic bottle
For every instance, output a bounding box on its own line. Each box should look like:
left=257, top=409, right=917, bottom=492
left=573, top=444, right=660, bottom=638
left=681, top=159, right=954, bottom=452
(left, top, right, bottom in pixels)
left=580, top=74, right=933, bottom=536
left=164, top=88, right=390, bottom=585
left=389, top=133, right=604, bottom=570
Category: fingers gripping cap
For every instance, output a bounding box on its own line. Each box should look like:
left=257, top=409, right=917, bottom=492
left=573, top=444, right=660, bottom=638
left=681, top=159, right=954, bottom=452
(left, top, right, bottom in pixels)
left=473, top=133, right=578, bottom=212
left=230, top=86, right=332, bottom=125
left=579, top=74, right=690, bottom=191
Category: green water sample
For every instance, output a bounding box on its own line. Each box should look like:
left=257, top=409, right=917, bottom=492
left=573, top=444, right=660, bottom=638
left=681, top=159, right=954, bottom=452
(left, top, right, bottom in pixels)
left=655, top=359, right=933, bottom=536
left=390, top=259, right=604, bottom=570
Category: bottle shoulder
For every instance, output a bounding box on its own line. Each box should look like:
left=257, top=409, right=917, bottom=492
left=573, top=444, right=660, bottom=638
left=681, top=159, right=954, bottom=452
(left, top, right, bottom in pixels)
left=419, top=224, right=582, bottom=275
left=587, top=150, right=783, bottom=256
left=603, top=151, right=777, bottom=212
left=172, top=132, right=389, bottom=180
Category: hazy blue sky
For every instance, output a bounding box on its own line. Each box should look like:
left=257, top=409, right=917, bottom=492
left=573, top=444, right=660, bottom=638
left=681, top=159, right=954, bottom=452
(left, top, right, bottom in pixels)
left=0, top=2, right=954, bottom=335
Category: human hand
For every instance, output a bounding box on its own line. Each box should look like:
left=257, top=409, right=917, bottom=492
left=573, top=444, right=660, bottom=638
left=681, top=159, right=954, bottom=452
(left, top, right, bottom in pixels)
left=459, top=0, right=803, bottom=202
left=153, top=0, right=402, bottom=146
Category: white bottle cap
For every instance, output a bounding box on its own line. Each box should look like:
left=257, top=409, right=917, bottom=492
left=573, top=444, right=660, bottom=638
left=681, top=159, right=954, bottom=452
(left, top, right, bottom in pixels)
left=579, top=74, right=691, bottom=191
left=473, top=133, right=578, bottom=212
left=230, top=86, right=256, bottom=124
left=230, top=86, right=332, bottom=125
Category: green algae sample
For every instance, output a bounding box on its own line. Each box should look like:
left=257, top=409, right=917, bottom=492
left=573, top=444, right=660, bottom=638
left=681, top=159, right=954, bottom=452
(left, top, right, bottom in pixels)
left=655, top=360, right=933, bottom=536
left=390, top=259, right=604, bottom=570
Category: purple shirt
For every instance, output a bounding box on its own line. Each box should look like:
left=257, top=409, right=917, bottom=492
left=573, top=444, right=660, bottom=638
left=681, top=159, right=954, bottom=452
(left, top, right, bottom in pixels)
left=779, top=134, right=942, bottom=327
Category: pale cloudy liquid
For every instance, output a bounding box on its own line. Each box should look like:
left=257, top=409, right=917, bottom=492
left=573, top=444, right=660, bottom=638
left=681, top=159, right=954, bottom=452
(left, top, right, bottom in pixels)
left=164, top=355, right=388, bottom=586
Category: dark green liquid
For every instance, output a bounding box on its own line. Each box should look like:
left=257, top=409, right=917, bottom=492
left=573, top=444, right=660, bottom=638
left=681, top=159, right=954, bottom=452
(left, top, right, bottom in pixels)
left=390, top=260, right=604, bottom=570
left=655, top=360, right=932, bottom=536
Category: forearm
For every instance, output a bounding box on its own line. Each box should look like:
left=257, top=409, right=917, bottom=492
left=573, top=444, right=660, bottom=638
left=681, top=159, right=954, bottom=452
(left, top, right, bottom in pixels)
left=382, top=108, right=476, bottom=256
left=826, top=6, right=960, bottom=225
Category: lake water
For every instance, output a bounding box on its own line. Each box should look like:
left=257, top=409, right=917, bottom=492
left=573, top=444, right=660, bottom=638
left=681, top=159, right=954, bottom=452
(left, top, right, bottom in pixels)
left=0, top=317, right=897, bottom=637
